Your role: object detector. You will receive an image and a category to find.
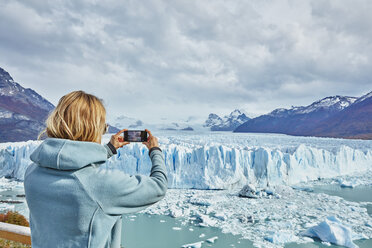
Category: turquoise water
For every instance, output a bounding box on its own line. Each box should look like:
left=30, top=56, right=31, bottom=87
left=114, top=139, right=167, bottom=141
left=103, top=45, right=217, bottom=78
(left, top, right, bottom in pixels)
left=311, top=184, right=372, bottom=217
left=0, top=187, right=28, bottom=215
left=121, top=212, right=372, bottom=248
left=121, top=214, right=254, bottom=248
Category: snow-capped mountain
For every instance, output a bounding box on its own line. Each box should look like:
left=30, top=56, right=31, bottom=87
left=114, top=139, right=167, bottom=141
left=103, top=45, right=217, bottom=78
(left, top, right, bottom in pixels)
left=235, top=92, right=372, bottom=139
left=269, top=96, right=357, bottom=117
left=312, top=91, right=372, bottom=139
left=111, top=109, right=251, bottom=132
left=0, top=67, right=55, bottom=142
left=204, top=109, right=251, bottom=131
left=0, top=67, right=54, bottom=119
left=353, top=91, right=372, bottom=104
left=204, top=113, right=223, bottom=128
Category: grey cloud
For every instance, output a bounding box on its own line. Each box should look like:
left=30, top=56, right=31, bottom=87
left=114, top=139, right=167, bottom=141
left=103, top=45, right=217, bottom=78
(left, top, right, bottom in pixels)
left=0, top=0, right=371, bottom=123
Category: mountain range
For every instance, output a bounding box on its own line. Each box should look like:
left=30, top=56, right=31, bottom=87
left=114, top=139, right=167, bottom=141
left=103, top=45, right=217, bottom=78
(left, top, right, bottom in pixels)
left=110, top=110, right=251, bottom=132
left=1, top=66, right=371, bottom=140
left=234, top=93, right=372, bottom=139
left=204, top=109, right=251, bottom=131
left=0, top=67, right=54, bottom=142
left=0, top=67, right=119, bottom=142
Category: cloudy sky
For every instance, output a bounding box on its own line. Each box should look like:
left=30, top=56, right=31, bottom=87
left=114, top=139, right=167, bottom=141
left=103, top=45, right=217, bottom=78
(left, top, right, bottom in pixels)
left=0, top=0, right=371, bottom=123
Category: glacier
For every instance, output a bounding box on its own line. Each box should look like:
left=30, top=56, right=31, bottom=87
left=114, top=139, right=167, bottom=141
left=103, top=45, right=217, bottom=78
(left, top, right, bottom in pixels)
left=1, top=132, right=372, bottom=248
left=1, top=132, right=372, bottom=189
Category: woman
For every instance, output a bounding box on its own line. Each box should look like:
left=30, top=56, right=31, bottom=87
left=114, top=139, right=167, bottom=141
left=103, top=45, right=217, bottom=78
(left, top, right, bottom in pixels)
left=24, top=91, right=168, bottom=248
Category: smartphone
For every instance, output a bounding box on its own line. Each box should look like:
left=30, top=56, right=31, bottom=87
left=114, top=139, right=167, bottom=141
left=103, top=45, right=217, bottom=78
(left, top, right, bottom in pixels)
left=123, top=130, right=148, bottom=142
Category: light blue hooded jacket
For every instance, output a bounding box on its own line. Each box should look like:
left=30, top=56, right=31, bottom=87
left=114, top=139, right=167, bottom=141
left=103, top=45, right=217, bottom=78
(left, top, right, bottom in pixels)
left=24, top=138, right=167, bottom=248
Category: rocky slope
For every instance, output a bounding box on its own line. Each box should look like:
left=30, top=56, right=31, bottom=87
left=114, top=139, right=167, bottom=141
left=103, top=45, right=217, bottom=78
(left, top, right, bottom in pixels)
left=0, top=67, right=120, bottom=141
left=0, top=67, right=54, bottom=142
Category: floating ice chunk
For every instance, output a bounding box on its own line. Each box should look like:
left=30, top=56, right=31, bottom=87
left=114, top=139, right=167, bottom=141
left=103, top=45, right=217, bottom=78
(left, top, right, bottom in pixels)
left=169, top=207, right=183, bottom=218
left=238, top=215, right=255, bottom=224
left=239, top=185, right=285, bottom=199
left=213, top=213, right=226, bottom=221
left=206, top=236, right=218, bottom=243
left=264, top=188, right=275, bottom=195
left=340, top=180, right=360, bottom=188
left=353, top=233, right=368, bottom=240
left=238, top=184, right=258, bottom=198
left=172, top=227, right=182, bottom=231
left=181, top=241, right=203, bottom=248
left=189, top=197, right=211, bottom=206
left=302, top=216, right=358, bottom=248
left=264, top=231, right=298, bottom=244
left=196, top=214, right=217, bottom=227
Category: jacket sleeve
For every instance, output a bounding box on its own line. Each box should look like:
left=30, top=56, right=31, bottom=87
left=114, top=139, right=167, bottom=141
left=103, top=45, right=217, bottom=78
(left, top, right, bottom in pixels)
left=77, top=149, right=168, bottom=215
left=104, top=142, right=117, bottom=159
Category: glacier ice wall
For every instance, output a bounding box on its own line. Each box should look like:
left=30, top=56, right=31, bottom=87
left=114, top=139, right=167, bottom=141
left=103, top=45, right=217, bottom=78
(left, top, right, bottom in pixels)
left=0, top=141, right=40, bottom=181
left=1, top=137, right=372, bottom=189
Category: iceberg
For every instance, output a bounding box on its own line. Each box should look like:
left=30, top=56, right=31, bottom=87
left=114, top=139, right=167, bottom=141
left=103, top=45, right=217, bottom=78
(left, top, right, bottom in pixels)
left=181, top=241, right=203, bottom=248
left=338, top=179, right=361, bottom=188
left=206, top=236, right=218, bottom=243
left=302, top=216, right=359, bottom=248
left=0, top=133, right=371, bottom=189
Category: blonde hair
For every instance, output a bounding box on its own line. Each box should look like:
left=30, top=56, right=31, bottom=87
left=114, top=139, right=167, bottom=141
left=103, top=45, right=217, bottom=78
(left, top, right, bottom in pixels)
left=39, top=90, right=106, bottom=143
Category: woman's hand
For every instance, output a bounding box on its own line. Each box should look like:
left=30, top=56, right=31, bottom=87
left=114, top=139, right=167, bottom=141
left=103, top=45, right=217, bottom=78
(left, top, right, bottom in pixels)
left=110, top=129, right=130, bottom=149
left=142, top=129, right=159, bottom=150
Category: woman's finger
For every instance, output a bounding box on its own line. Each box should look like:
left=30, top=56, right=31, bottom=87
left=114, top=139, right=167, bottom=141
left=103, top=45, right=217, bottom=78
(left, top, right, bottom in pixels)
left=145, top=129, right=152, bottom=137
left=115, top=128, right=128, bottom=136
left=145, top=129, right=152, bottom=141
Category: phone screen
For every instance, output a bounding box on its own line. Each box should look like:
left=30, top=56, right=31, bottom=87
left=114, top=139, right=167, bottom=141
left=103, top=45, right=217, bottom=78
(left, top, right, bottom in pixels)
left=123, top=130, right=147, bottom=142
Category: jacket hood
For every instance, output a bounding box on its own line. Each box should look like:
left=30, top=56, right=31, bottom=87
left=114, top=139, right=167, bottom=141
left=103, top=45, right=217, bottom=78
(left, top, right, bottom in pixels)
left=30, top=138, right=107, bottom=170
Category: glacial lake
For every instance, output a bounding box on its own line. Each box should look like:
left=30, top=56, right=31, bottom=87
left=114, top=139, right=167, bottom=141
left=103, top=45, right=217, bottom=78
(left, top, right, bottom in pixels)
left=0, top=182, right=371, bottom=248
left=286, top=184, right=372, bottom=248
left=311, top=184, right=372, bottom=217
left=121, top=214, right=253, bottom=248
left=120, top=184, right=372, bottom=248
